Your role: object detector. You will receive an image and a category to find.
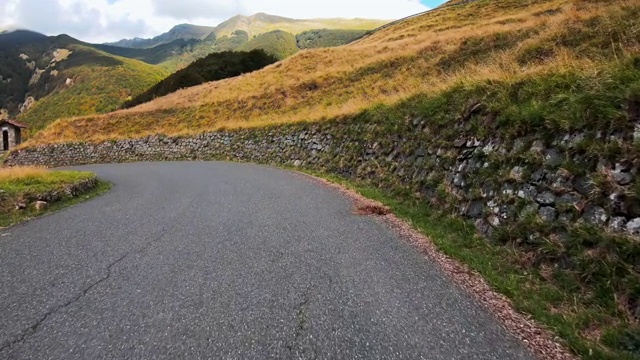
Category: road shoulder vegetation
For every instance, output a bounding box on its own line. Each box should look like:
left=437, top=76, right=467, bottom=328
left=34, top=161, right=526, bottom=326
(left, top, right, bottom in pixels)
left=293, top=167, right=637, bottom=360
left=0, top=167, right=110, bottom=227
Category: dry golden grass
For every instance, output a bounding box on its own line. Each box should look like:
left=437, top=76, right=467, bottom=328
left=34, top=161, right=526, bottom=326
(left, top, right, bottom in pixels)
left=0, top=167, right=48, bottom=181
left=0, top=168, right=98, bottom=227
left=30, top=0, right=640, bottom=145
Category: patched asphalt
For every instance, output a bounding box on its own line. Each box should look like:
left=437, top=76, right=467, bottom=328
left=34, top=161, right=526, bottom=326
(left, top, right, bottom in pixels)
left=0, top=162, right=534, bottom=359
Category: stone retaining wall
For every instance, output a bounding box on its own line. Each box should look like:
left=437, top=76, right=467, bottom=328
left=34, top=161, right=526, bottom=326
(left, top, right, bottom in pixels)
left=6, top=111, right=640, bottom=238
left=30, top=177, right=98, bottom=203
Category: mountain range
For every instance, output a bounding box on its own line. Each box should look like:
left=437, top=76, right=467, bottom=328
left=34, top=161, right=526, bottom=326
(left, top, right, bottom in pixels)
left=0, top=13, right=386, bottom=133
left=0, top=30, right=168, bottom=132
left=101, top=13, right=387, bottom=69
left=106, top=24, right=216, bottom=49
left=108, top=13, right=386, bottom=49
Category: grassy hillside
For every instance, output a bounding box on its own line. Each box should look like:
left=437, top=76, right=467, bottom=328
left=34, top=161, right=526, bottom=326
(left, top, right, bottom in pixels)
left=212, top=13, right=386, bottom=38
left=33, top=0, right=639, bottom=144
left=141, top=27, right=367, bottom=72
left=210, top=30, right=249, bottom=52
left=296, top=29, right=369, bottom=49
left=0, top=30, right=48, bottom=47
left=238, top=30, right=299, bottom=59
left=106, top=24, right=216, bottom=49
left=16, top=44, right=168, bottom=134
left=99, top=14, right=386, bottom=71
left=0, top=31, right=55, bottom=115
left=0, top=167, right=104, bottom=227
left=0, top=31, right=168, bottom=134
left=93, top=39, right=200, bottom=65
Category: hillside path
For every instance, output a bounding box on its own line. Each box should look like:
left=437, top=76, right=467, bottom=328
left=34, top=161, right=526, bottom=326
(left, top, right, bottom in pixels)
left=0, top=162, right=533, bottom=359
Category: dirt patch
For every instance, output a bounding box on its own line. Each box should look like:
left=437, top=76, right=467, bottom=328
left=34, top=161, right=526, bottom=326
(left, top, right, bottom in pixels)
left=296, top=171, right=577, bottom=360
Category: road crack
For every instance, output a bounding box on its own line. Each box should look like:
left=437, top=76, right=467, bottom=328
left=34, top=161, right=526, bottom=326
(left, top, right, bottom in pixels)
left=286, top=285, right=316, bottom=359
left=0, top=224, right=176, bottom=354
left=0, top=253, right=127, bottom=353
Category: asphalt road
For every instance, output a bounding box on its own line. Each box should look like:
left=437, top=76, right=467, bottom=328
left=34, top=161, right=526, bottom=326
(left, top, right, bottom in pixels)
left=0, top=162, right=533, bottom=359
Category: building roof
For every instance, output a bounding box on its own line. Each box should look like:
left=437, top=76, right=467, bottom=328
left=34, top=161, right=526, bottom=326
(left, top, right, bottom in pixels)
left=0, top=119, right=27, bottom=128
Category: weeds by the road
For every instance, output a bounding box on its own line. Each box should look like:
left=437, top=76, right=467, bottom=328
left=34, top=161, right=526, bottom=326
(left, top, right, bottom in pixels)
left=0, top=168, right=110, bottom=227
left=296, top=168, right=639, bottom=360
left=0, top=167, right=49, bottom=182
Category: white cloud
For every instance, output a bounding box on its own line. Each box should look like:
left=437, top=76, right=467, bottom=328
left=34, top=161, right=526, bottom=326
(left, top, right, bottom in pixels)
left=0, top=0, right=167, bottom=42
left=0, top=0, right=430, bottom=43
left=242, top=0, right=427, bottom=20
left=152, top=0, right=247, bottom=21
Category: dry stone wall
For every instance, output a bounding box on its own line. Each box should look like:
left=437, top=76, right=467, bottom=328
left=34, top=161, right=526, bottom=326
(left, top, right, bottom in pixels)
left=6, top=112, right=640, bottom=239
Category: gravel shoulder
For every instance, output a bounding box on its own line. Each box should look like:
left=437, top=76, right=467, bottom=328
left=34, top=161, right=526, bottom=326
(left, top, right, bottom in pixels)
left=300, top=172, right=575, bottom=360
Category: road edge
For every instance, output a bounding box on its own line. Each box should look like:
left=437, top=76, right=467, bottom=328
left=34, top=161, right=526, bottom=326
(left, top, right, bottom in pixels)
left=291, top=169, right=577, bottom=360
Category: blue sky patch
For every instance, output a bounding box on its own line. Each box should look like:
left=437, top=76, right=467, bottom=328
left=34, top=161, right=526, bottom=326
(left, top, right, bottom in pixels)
left=421, top=0, right=447, bottom=7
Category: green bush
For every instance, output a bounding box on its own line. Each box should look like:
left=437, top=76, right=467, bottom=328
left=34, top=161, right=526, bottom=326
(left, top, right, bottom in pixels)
left=238, top=30, right=299, bottom=59
left=296, top=29, right=368, bottom=49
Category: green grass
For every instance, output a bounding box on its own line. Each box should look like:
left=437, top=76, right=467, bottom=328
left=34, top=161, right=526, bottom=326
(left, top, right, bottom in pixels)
left=296, top=29, right=369, bottom=49
left=363, top=55, right=640, bottom=162
left=0, top=170, right=110, bottom=227
left=94, top=39, right=201, bottom=66
left=238, top=30, right=300, bottom=59
left=294, top=168, right=638, bottom=359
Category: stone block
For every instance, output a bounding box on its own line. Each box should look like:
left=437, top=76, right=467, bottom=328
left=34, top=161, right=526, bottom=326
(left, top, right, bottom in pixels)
left=539, top=207, right=557, bottom=223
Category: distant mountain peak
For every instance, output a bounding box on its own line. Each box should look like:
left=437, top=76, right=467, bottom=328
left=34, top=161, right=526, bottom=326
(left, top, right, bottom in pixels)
left=0, top=29, right=46, bottom=37
left=108, top=13, right=386, bottom=49
left=0, top=30, right=49, bottom=48
left=247, top=13, right=296, bottom=22
left=221, top=13, right=298, bottom=25
left=106, top=23, right=215, bottom=49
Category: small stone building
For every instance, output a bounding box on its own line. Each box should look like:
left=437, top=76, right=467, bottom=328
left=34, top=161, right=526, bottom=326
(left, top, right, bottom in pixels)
left=0, top=120, right=26, bottom=151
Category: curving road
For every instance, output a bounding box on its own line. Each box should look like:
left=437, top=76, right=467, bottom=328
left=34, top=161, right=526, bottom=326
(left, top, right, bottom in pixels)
left=0, top=162, right=533, bottom=359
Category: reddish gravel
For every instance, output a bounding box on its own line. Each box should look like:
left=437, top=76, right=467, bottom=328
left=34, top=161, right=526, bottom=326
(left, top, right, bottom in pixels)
left=299, top=172, right=577, bottom=360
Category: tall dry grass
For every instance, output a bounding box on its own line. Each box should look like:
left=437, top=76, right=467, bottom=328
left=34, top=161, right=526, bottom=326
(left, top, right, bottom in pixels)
left=0, top=167, right=49, bottom=181
left=30, top=0, right=640, bottom=144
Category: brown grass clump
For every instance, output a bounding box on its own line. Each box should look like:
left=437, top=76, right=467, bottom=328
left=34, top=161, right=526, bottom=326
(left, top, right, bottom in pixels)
left=29, top=0, right=640, bottom=145
left=354, top=200, right=391, bottom=216
left=0, top=167, right=49, bottom=181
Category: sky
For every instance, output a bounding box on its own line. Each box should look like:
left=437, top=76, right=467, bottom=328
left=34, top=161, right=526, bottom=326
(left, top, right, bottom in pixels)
left=0, top=0, right=446, bottom=43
